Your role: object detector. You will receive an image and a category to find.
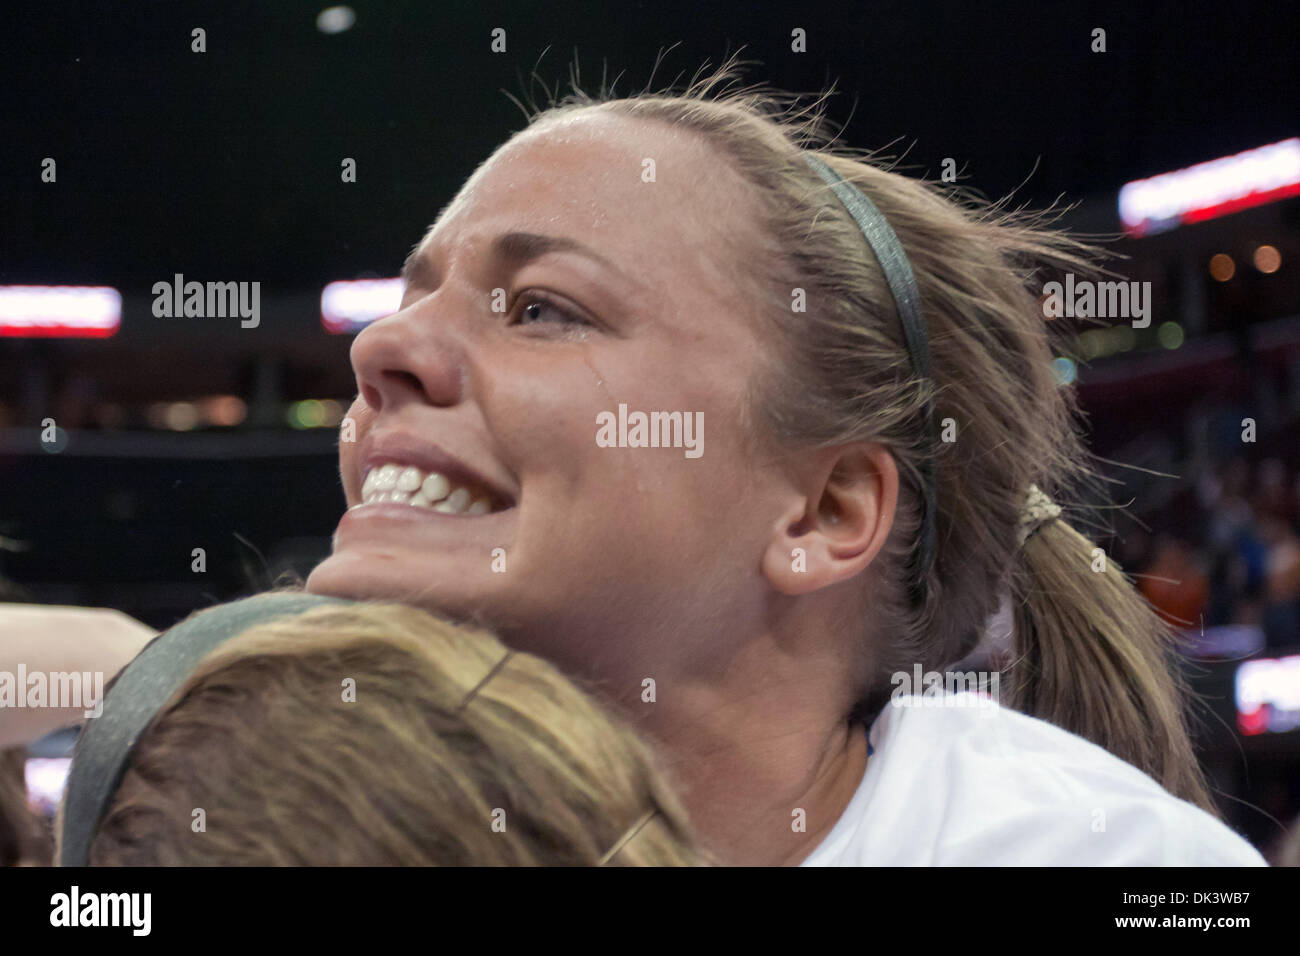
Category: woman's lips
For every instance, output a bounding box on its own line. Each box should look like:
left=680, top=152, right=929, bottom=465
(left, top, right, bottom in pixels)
left=335, top=493, right=516, bottom=540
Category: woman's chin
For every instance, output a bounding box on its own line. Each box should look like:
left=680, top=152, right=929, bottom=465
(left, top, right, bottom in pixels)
left=307, top=551, right=426, bottom=603
left=305, top=548, right=488, bottom=617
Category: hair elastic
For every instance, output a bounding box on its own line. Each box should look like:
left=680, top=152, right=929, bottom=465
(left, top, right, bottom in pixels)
left=454, top=648, right=516, bottom=715
left=1017, top=483, right=1062, bottom=546
left=803, top=153, right=938, bottom=599
left=597, top=807, right=660, bottom=866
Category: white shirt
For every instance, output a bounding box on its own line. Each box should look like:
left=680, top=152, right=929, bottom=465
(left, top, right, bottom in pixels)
left=800, top=692, right=1267, bottom=866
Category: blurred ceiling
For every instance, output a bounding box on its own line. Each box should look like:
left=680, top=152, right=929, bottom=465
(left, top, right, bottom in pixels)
left=3, top=0, right=1297, bottom=294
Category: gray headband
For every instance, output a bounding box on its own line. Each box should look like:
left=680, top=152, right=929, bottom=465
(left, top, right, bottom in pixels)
left=803, top=153, right=938, bottom=600
left=59, top=591, right=349, bottom=867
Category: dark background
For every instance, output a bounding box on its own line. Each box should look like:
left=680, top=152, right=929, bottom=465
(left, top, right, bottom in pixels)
left=4, top=1, right=1297, bottom=284
left=3, top=0, right=1299, bottom=857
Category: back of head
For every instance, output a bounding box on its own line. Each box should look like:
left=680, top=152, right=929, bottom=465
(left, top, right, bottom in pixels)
left=84, top=602, right=705, bottom=865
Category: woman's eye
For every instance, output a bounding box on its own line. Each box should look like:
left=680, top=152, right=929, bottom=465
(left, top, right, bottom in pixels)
left=510, top=293, right=587, bottom=328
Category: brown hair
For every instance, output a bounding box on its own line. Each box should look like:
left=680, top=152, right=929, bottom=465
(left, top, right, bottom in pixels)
left=513, top=54, right=1214, bottom=811
left=84, top=603, right=708, bottom=865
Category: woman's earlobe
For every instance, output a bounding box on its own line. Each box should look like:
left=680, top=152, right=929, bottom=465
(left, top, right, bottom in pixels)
left=762, top=534, right=829, bottom=596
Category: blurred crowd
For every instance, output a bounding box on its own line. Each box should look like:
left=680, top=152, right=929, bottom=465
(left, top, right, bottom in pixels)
left=1134, top=455, right=1300, bottom=647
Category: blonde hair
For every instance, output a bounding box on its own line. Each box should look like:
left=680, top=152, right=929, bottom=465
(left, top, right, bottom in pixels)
left=513, top=55, right=1214, bottom=811
left=85, top=602, right=708, bottom=865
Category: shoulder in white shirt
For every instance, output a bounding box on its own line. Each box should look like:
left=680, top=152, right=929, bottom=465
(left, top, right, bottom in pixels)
left=800, top=692, right=1267, bottom=866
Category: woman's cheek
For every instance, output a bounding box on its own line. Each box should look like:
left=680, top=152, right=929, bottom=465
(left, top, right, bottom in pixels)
left=338, top=397, right=374, bottom=502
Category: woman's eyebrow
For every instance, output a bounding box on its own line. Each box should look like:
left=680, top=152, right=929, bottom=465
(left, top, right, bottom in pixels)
left=400, top=248, right=438, bottom=291
left=401, top=230, right=639, bottom=293
left=490, top=231, right=623, bottom=276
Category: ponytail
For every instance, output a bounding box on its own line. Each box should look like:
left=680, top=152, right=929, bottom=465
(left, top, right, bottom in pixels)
left=1007, top=515, right=1215, bottom=814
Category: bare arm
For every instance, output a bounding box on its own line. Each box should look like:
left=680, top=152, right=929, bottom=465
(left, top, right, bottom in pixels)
left=0, top=605, right=157, bottom=748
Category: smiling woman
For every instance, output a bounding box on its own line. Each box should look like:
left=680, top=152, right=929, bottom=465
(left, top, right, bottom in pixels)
left=291, top=62, right=1272, bottom=866
left=22, top=59, right=1268, bottom=867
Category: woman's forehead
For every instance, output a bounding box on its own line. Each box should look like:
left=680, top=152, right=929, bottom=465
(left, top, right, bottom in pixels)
left=422, top=112, right=760, bottom=273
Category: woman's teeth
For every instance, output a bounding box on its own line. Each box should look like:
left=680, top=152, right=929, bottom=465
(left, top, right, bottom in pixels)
left=357, top=463, right=493, bottom=515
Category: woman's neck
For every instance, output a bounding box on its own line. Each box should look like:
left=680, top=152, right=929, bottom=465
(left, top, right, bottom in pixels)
left=636, top=671, right=870, bottom=866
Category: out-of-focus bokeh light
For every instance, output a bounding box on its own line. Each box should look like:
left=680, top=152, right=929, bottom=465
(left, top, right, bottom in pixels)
left=287, top=399, right=346, bottom=429
left=320, top=277, right=403, bottom=333
left=319, top=399, right=344, bottom=426
left=202, top=395, right=247, bottom=427
left=316, top=6, right=355, bottom=34
left=1051, top=356, right=1077, bottom=386
left=1158, top=321, right=1185, bottom=350
left=1209, top=253, right=1236, bottom=282
left=0, top=285, right=121, bottom=338
left=1078, top=325, right=1151, bottom=360
left=288, top=400, right=325, bottom=429
left=163, top=402, right=199, bottom=431
left=1253, top=244, right=1281, bottom=274
left=1079, top=328, right=1106, bottom=359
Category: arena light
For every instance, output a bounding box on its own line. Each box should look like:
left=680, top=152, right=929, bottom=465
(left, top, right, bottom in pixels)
left=1157, top=321, right=1185, bottom=349
left=1049, top=356, right=1076, bottom=386
left=316, top=6, right=356, bottom=34
left=320, top=277, right=403, bottom=333
left=201, top=395, right=247, bottom=427
left=287, top=399, right=345, bottom=429
left=0, top=285, right=121, bottom=338
left=1253, top=244, right=1282, bottom=274
left=1235, top=653, right=1300, bottom=735
left=1118, top=138, right=1300, bottom=236
left=1209, top=253, right=1236, bottom=282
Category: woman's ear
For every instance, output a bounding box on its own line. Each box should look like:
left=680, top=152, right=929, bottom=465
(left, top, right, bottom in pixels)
left=761, top=443, right=899, bottom=596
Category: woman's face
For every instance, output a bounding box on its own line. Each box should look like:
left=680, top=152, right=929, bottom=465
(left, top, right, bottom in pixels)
left=306, top=111, right=793, bottom=687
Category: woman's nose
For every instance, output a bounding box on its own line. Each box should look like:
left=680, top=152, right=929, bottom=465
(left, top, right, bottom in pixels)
left=349, top=298, right=466, bottom=414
